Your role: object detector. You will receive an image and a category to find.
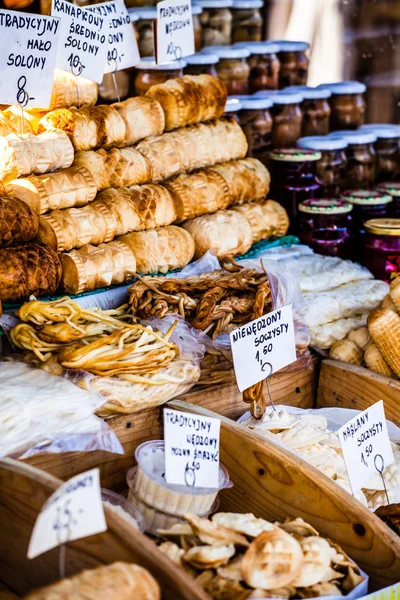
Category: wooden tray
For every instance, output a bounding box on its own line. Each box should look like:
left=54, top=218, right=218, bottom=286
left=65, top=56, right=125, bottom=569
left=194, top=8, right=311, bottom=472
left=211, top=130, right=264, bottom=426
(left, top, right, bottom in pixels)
left=0, top=459, right=207, bottom=599
left=24, top=399, right=400, bottom=591
left=317, top=360, right=400, bottom=428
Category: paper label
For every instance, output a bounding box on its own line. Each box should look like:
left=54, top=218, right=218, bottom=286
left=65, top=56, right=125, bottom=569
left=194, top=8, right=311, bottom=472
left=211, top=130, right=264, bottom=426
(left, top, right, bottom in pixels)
left=86, top=0, right=140, bottom=73
left=164, top=408, right=221, bottom=488
left=0, top=10, right=60, bottom=108
left=28, top=468, right=106, bottom=559
left=338, top=400, right=394, bottom=493
left=156, top=0, right=194, bottom=64
left=52, top=0, right=109, bottom=83
left=230, top=305, right=297, bottom=393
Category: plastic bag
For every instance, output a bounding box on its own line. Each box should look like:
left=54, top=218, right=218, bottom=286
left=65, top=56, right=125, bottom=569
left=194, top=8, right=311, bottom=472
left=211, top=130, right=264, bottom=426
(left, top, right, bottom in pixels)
left=0, top=361, right=124, bottom=459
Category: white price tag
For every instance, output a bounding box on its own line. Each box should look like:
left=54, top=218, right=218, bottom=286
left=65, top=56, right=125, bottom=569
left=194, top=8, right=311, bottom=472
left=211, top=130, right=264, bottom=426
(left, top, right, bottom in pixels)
left=156, top=0, right=194, bottom=64
left=28, top=468, right=106, bottom=559
left=52, top=0, right=109, bottom=83
left=164, top=408, right=221, bottom=488
left=338, top=400, right=394, bottom=493
left=0, top=10, right=60, bottom=108
left=86, top=0, right=140, bottom=73
left=230, top=305, right=297, bottom=393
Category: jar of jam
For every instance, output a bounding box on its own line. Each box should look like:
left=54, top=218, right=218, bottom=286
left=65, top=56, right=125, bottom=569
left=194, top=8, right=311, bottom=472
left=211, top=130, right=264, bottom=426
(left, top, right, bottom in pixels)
left=297, top=136, right=348, bottom=198
left=267, top=92, right=303, bottom=148
left=329, top=130, right=377, bottom=189
left=376, top=182, right=400, bottom=218
left=210, top=47, right=250, bottom=95
left=192, top=4, right=204, bottom=52
left=134, top=59, right=185, bottom=96
left=244, top=42, right=280, bottom=92
left=238, top=96, right=273, bottom=165
left=184, top=52, right=219, bottom=76
left=364, top=219, right=400, bottom=281
left=98, top=72, right=130, bottom=104
left=269, top=148, right=322, bottom=221
left=318, top=81, right=366, bottom=131
left=131, top=7, right=157, bottom=57
left=195, top=0, right=233, bottom=47
left=223, top=98, right=242, bottom=122
left=276, top=41, right=310, bottom=88
left=231, top=0, right=263, bottom=43
left=360, top=124, right=400, bottom=183
left=286, top=86, right=331, bottom=137
left=298, top=198, right=353, bottom=259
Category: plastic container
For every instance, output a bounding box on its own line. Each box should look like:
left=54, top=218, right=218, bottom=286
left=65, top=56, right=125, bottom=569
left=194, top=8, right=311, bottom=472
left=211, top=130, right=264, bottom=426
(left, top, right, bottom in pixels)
left=318, top=81, right=366, bottom=131
left=184, top=52, right=219, bottom=76
left=131, top=7, right=157, bottom=57
left=276, top=40, right=310, bottom=88
left=231, top=0, right=263, bottom=43
left=286, top=86, right=331, bottom=137
left=268, top=91, right=303, bottom=148
left=364, top=218, right=400, bottom=281
left=376, top=182, right=400, bottom=218
left=269, top=148, right=322, bottom=221
left=245, top=42, right=280, bottom=92
left=223, top=97, right=243, bottom=121
left=195, top=0, right=233, bottom=47
left=329, top=130, right=377, bottom=189
left=192, top=4, right=203, bottom=52
left=298, top=198, right=354, bottom=259
left=134, top=58, right=185, bottom=96
left=211, top=46, right=250, bottom=95
left=360, top=124, right=400, bottom=183
left=238, top=96, right=273, bottom=164
left=127, top=441, right=231, bottom=530
left=297, top=135, right=348, bottom=197
left=101, top=488, right=145, bottom=532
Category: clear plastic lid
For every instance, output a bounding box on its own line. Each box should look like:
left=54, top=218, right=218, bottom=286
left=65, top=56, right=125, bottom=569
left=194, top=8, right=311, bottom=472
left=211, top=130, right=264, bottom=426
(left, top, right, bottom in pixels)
left=317, top=81, right=366, bottom=95
left=285, top=85, right=331, bottom=100
left=194, top=0, right=233, bottom=7
left=130, top=440, right=232, bottom=495
left=203, top=46, right=250, bottom=59
left=135, top=58, right=186, bottom=70
left=185, top=52, right=219, bottom=65
left=275, top=40, right=310, bottom=52
left=224, top=98, right=242, bottom=112
left=342, top=189, right=393, bottom=206
left=240, top=96, right=273, bottom=110
left=297, top=136, right=348, bottom=151
left=328, top=130, right=377, bottom=144
left=376, top=182, right=400, bottom=197
left=129, top=7, right=157, bottom=19
left=101, top=488, right=145, bottom=532
left=359, top=124, right=400, bottom=139
left=299, top=198, right=353, bottom=215
left=232, top=0, right=263, bottom=8
left=233, top=41, right=280, bottom=54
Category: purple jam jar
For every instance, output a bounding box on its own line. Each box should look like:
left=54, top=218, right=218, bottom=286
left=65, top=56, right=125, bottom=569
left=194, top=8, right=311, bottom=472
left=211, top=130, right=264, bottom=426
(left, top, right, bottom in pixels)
left=364, top=219, right=400, bottom=281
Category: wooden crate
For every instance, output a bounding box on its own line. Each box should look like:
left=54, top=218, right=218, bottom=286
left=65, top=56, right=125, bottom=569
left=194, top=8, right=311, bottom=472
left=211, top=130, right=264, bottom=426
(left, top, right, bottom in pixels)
left=0, top=459, right=207, bottom=600
left=317, top=360, right=400, bottom=428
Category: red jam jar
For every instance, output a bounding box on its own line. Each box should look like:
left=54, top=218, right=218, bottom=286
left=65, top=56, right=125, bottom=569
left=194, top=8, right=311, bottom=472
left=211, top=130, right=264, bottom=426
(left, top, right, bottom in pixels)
left=329, top=130, right=377, bottom=189
left=184, top=52, right=219, bottom=76
left=376, top=182, right=400, bottom=218
left=285, top=85, right=331, bottom=137
left=240, top=41, right=280, bottom=92
left=297, top=135, right=348, bottom=198
left=276, top=41, right=309, bottom=88
left=298, top=198, right=353, bottom=259
left=360, top=124, right=400, bottom=183
left=364, top=219, right=400, bottom=281
left=238, top=96, right=273, bottom=165
left=269, top=148, right=322, bottom=222
left=318, top=81, right=366, bottom=131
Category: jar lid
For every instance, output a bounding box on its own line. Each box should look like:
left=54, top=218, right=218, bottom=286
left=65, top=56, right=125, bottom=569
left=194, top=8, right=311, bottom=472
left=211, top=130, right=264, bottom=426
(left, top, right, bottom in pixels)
left=299, top=198, right=353, bottom=214
left=191, top=4, right=203, bottom=14
left=232, top=0, right=263, bottom=7
left=275, top=40, right=310, bottom=52
left=297, top=136, right=348, bottom=151
left=285, top=85, right=331, bottom=100
left=129, top=7, right=157, bottom=19
left=269, top=91, right=303, bottom=104
left=233, top=41, right=280, bottom=54
left=269, top=148, right=322, bottom=162
left=240, top=96, right=273, bottom=110
left=376, top=182, right=400, bottom=197
left=364, top=218, right=400, bottom=236
left=203, top=46, right=250, bottom=59
left=317, top=81, right=366, bottom=94
left=194, top=0, right=233, bottom=7
left=135, top=58, right=186, bottom=70
left=342, top=189, right=393, bottom=205
left=359, top=124, right=400, bottom=139
left=185, top=52, right=219, bottom=65
left=224, top=98, right=242, bottom=112
left=328, top=130, right=377, bottom=144
left=126, top=10, right=139, bottom=22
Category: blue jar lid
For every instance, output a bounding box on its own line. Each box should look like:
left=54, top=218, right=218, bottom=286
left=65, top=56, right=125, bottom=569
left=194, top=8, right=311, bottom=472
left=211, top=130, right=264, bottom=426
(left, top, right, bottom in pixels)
left=328, top=130, right=377, bottom=144
left=135, top=58, right=186, bottom=70
left=224, top=98, right=242, bottom=112
left=240, top=96, right=273, bottom=110
left=317, top=81, right=366, bottom=94
left=297, top=136, right=348, bottom=151
left=185, top=52, right=219, bottom=65
left=194, top=0, right=233, bottom=7
left=233, top=41, right=280, bottom=54
left=275, top=40, right=310, bottom=52
left=128, top=7, right=157, bottom=19
left=285, top=85, right=331, bottom=100
left=232, top=0, right=263, bottom=7
left=202, top=46, right=250, bottom=59
left=359, top=124, right=400, bottom=139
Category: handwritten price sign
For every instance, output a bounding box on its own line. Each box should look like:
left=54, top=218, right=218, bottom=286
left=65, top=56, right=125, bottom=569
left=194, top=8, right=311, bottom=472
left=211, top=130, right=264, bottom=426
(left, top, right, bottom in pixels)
left=28, top=469, right=106, bottom=559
